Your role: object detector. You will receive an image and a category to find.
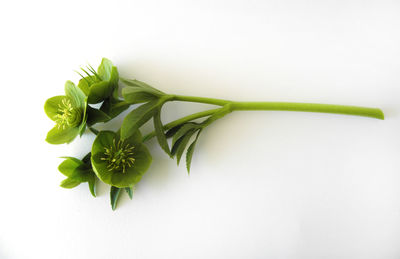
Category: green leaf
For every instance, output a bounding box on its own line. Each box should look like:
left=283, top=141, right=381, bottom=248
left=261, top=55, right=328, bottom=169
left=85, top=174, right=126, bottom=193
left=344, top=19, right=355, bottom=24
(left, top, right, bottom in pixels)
left=46, top=126, right=79, bottom=144
left=100, top=98, right=130, bottom=119
left=82, top=153, right=92, bottom=164
left=172, top=123, right=199, bottom=147
left=121, top=100, right=160, bottom=139
left=44, top=96, right=68, bottom=121
left=88, top=175, right=96, bottom=197
left=153, top=109, right=171, bottom=156
left=78, top=99, right=88, bottom=137
left=120, top=78, right=164, bottom=95
left=165, top=124, right=185, bottom=138
left=122, top=87, right=160, bottom=104
left=86, top=106, right=111, bottom=126
left=174, top=130, right=197, bottom=165
left=65, top=81, right=86, bottom=109
left=58, top=157, right=83, bottom=177
left=60, top=178, right=81, bottom=188
left=125, top=187, right=133, bottom=199
left=110, top=186, right=121, bottom=210
left=186, top=129, right=202, bottom=173
left=87, top=81, right=113, bottom=104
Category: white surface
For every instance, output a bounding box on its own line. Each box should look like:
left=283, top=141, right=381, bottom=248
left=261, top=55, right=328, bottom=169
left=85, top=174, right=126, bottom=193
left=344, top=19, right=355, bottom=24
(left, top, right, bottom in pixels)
left=1, top=0, right=399, bottom=258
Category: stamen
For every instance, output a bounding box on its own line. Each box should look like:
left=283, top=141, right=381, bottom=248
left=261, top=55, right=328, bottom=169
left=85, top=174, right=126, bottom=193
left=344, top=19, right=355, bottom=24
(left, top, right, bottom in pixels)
left=54, top=98, right=81, bottom=129
left=101, top=139, right=136, bottom=173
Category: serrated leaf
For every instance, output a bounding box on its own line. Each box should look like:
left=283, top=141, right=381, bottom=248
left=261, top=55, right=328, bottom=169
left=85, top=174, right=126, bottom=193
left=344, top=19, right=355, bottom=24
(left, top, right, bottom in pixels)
left=121, top=100, right=160, bottom=139
left=165, top=124, right=185, bottom=138
left=186, top=129, right=202, bottom=173
left=110, top=186, right=121, bottom=211
left=153, top=109, right=170, bottom=156
left=172, top=123, right=199, bottom=147
left=125, top=187, right=133, bottom=199
left=175, top=130, right=197, bottom=165
left=60, top=178, right=81, bottom=188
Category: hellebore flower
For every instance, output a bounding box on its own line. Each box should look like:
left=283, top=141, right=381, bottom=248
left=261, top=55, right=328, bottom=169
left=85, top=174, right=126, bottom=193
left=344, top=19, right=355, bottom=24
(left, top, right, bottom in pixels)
left=91, top=130, right=152, bottom=188
left=58, top=153, right=97, bottom=197
left=44, top=81, right=87, bottom=144
left=77, top=58, right=119, bottom=104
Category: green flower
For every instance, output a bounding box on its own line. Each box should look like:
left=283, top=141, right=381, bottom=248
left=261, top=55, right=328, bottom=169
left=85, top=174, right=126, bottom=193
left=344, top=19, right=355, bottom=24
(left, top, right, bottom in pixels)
left=77, top=58, right=119, bottom=104
left=44, top=81, right=87, bottom=144
left=58, top=153, right=98, bottom=197
left=91, top=130, right=152, bottom=188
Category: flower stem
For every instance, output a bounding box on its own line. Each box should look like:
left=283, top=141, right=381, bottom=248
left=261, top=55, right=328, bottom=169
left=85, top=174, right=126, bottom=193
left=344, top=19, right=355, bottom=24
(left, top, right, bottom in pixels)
left=172, top=95, right=230, bottom=106
left=172, top=95, right=384, bottom=120
left=142, top=108, right=222, bottom=142
left=231, top=102, right=384, bottom=120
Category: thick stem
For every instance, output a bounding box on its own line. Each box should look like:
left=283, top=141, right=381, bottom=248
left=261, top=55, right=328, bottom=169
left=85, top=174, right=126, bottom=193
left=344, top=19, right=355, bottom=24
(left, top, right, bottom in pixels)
left=171, top=95, right=384, bottom=120
left=142, top=108, right=221, bottom=142
left=231, top=102, right=384, bottom=120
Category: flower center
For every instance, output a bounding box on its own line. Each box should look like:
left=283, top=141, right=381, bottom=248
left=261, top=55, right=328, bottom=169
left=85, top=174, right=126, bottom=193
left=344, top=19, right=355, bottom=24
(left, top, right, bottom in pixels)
left=54, top=98, right=82, bottom=129
left=101, top=139, right=135, bottom=173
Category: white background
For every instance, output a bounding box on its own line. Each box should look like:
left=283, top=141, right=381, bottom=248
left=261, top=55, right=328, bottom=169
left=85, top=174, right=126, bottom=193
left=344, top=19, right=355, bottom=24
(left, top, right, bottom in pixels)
left=0, top=0, right=399, bottom=258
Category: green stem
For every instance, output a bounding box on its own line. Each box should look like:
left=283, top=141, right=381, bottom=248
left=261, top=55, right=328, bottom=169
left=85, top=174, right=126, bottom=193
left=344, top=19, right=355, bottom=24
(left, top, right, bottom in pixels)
left=172, top=95, right=384, bottom=120
left=88, top=127, right=99, bottom=135
left=172, top=95, right=230, bottom=106
left=142, top=108, right=221, bottom=142
left=231, top=102, right=384, bottom=120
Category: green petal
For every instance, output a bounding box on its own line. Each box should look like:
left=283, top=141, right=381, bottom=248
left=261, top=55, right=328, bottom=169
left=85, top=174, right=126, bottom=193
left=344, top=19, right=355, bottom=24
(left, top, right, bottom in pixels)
left=97, top=58, right=114, bottom=81
left=91, top=131, right=116, bottom=155
left=60, top=178, right=81, bottom=188
left=44, top=96, right=69, bottom=121
left=77, top=76, right=97, bottom=96
left=97, top=58, right=118, bottom=87
left=88, top=81, right=113, bottom=104
left=65, top=81, right=86, bottom=109
left=124, top=128, right=143, bottom=145
left=58, top=157, right=83, bottom=177
left=46, top=125, right=79, bottom=144
left=91, top=131, right=117, bottom=185
left=110, top=144, right=152, bottom=188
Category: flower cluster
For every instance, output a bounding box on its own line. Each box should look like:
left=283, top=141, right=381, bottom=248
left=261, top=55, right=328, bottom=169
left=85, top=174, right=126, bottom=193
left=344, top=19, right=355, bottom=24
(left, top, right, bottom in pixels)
left=45, top=58, right=152, bottom=210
